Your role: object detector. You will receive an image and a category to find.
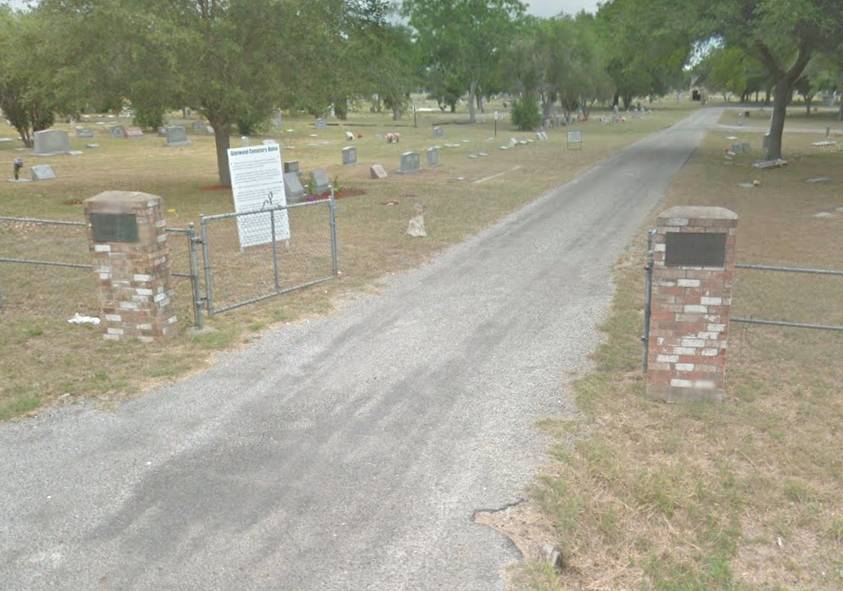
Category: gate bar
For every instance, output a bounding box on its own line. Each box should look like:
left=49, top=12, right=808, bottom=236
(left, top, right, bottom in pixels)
left=732, top=317, right=843, bottom=332
left=0, top=257, right=92, bottom=270
left=736, top=263, right=843, bottom=277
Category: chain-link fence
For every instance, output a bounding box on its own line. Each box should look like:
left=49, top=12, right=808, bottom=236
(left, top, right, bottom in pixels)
left=0, top=216, right=95, bottom=318
left=199, top=198, right=338, bottom=315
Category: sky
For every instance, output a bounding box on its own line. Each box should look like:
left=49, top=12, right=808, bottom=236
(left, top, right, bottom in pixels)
left=526, top=0, right=601, bottom=17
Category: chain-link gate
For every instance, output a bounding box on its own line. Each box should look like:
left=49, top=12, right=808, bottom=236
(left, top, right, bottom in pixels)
left=198, top=196, right=338, bottom=316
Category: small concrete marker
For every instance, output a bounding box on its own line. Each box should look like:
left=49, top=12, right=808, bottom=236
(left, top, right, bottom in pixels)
left=370, top=164, right=388, bottom=179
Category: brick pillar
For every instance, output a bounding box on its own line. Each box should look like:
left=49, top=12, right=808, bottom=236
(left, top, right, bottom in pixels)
left=646, top=206, right=738, bottom=402
left=84, top=191, right=177, bottom=342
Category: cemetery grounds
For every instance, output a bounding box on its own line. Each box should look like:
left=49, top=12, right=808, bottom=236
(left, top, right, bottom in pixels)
left=513, top=106, right=843, bottom=590
left=0, top=101, right=695, bottom=421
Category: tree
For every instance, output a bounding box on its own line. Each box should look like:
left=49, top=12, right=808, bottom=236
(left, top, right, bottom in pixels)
left=403, top=0, right=525, bottom=123
left=700, top=0, right=843, bottom=160
left=45, top=0, right=289, bottom=186
left=0, top=7, right=62, bottom=147
left=597, top=0, right=694, bottom=109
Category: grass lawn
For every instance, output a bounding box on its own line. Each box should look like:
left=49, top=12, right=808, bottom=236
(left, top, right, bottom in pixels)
left=514, top=109, right=843, bottom=590
left=0, top=100, right=697, bottom=420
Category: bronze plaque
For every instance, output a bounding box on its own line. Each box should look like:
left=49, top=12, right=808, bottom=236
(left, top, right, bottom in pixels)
left=665, top=232, right=726, bottom=267
left=90, top=213, right=139, bottom=243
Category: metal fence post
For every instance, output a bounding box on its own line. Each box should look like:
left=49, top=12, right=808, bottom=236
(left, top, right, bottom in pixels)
left=186, top=223, right=204, bottom=330
left=329, top=189, right=339, bottom=276
left=199, top=215, right=214, bottom=315
left=270, top=208, right=281, bottom=291
left=642, top=229, right=656, bottom=373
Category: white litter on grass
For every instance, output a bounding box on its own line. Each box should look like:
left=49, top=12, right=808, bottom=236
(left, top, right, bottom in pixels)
left=68, top=313, right=100, bottom=326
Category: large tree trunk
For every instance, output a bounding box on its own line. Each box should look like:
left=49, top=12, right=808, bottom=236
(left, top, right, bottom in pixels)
left=767, top=80, right=796, bottom=161
left=467, top=80, right=477, bottom=123
left=211, top=121, right=231, bottom=186
left=392, top=105, right=401, bottom=121
left=761, top=43, right=812, bottom=161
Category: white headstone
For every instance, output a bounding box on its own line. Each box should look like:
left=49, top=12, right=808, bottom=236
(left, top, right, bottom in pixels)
left=370, top=164, right=388, bottom=179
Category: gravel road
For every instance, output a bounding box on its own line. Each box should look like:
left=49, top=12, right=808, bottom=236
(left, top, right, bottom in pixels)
left=0, top=109, right=719, bottom=590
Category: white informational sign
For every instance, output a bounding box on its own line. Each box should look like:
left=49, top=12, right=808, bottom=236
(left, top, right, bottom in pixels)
left=227, top=144, right=290, bottom=248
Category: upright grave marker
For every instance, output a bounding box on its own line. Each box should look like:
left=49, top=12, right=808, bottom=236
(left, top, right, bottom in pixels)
left=426, top=147, right=439, bottom=167
left=165, top=126, right=191, bottom=147
left=646, top=206, right=738, bottom=402
left=33, top=130, right=70, bottom=156
left=315, top=117, right=327, bottom=130
left=342, top=146, right=358, bottom=165
left=84, top=191, right=177, bottom=343
left=311, top=169, right=331, bottom=195
left=75, top=127, right=94, bottom=139
left=109, top=125, right=127, bottom=139
left=284, top=172, right=306, bottom=203
left=432, top=126, right=444, bottom=138
left=399, top=151, right=421, bottom=174
left=227, top=144, right=290, bottom=249
left=567, top=130, right=582, bottom=150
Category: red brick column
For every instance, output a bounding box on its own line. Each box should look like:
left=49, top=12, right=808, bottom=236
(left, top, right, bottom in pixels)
left=646, top=206, right=738, bottom=402
left=84, top=191, right=177, bottom=343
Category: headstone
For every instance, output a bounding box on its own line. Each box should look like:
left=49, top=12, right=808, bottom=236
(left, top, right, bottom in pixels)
left=109, top=125, right=127, bottom=139
left=165, top=126, right=191, bottom=147
left=342, top=146, right=358, bottom=165
left=345, top=131, right=355, bottom=142
left=399, top=151, right=421, bottom=174
left=262, top=139, right=278, bottom=146
left=33, top=130, right=70, bottom=156
left=407, top=214, right=427, bottom=237
left=125, top=127, right=144, bottom=139
left=426, top=147, right=439, bottom=167
left=75, top=127, right=94, bottom=139
left=240, top=136, right=251, bottom=146
left=193, top=121, right=208, bottom=133
left=157, top=127, right=167, bottom=137
left=567, top=130, right=583, bottom=150
left=311, top=169, right=331, bottom=195
left=370, top=164, right=388, bottom=179
left=432, top=126, right=444, bottom=138
left=315, top=117, right=327, bottom=129
left=284, top=172, right=306, bottom=203
left=31, top=164, right=56, bottom=181
left=762, top=133, right=770, bottom=151
left=283, top=160, right=300, bottom=175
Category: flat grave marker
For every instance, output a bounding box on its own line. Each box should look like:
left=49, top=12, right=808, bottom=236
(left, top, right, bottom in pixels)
left=31, top=164, right=56, bottom=181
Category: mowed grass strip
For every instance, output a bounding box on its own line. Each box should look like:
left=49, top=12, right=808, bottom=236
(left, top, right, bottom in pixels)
left=0, top=104, right=696, bottom=420
left=519, top=112, right=843, bottom=590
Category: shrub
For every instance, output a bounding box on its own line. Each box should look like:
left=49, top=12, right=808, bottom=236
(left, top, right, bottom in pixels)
left=511, top=95, right=542, bottom=131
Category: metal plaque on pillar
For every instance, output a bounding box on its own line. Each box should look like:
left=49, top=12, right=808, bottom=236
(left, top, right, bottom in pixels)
left=90, top=213, right=139, bottom=243
left=665, top=232, right=726, bottom=267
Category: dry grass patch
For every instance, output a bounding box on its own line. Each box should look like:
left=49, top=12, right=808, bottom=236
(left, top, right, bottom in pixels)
left=519, top=123, right=843, bottom=589
left=0, top=104, right=695, bottom=419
